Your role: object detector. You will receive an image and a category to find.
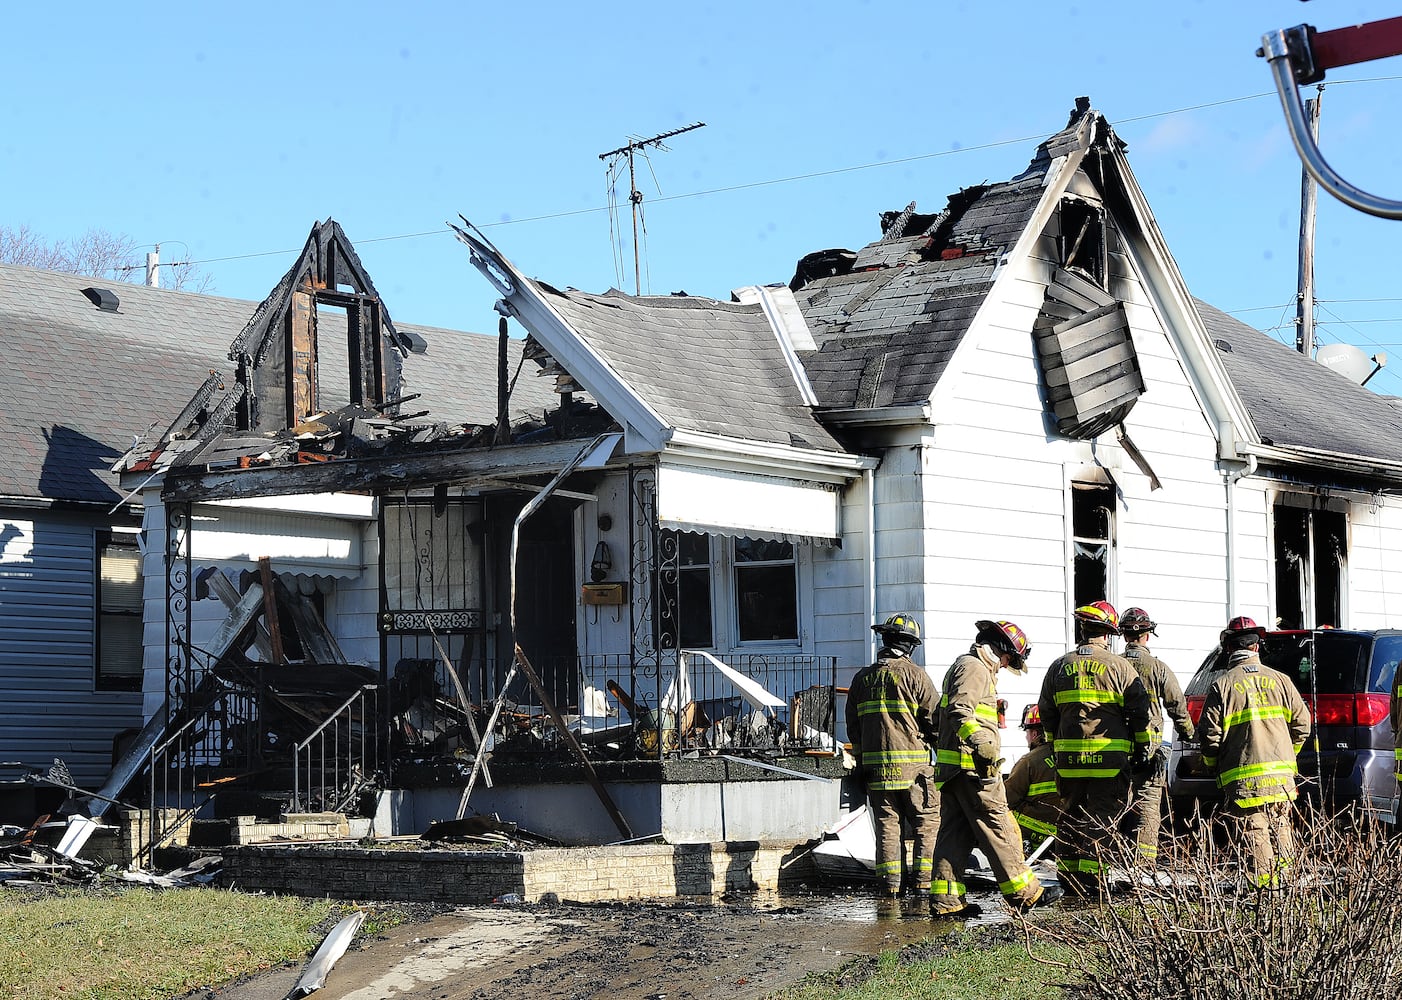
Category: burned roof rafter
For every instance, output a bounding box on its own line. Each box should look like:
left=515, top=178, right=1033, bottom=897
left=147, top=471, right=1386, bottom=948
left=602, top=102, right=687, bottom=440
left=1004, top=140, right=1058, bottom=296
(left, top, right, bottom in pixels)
left=227, top=219, right=409, bottom=434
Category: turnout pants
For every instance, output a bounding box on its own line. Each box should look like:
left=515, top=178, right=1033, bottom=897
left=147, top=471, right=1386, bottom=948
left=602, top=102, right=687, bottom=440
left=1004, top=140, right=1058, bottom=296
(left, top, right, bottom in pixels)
left=1224, top=800, right=1295, bottom=888
left=1125, top=761, right=1167, bottom=864
left=1056, top=773, right=1131, bottom=891
left=869, top=768, right=939, bottom=892
left=931, top=772, right=1040, bottom=909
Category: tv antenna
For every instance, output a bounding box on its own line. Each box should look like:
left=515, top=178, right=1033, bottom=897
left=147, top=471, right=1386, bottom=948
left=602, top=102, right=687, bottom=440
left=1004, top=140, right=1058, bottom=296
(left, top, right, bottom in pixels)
left=599, top=122, right=705, bottom=295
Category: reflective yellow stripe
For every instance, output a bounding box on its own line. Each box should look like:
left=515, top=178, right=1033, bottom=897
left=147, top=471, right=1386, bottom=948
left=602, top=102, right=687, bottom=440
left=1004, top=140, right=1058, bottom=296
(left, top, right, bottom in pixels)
left=861, top=749, right=931, bottom=764
left=1054, top=689, right=1125, bottom=706
left=1223, top=705, right=1295, bottom=728
left=1028, top=781, right=1058, bottom=797
left=1055, top=737, right=1132, bottom=753
left=930, top=879, right=966, bottom=896
left=957, top=719, right=980, bottom=739
left=1218, top=760, right=1297, bottom=785
left=1057, top=858, right=1104, bottom=874
left=937, top=748, right=975, bottom=769
left=1013, top=812, right=1056, bottom=837
left=1000, top=869, right=1036, bottom=895
left=856, top=698, right=922, bottom=716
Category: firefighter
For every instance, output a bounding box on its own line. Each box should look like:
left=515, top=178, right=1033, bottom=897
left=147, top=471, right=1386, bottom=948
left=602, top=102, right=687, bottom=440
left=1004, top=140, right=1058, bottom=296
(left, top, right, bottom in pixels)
left=845, top=613, right=941, bottom=898
left=1004, top=703, right=1062, bottom=855
left=930, top=620, right=1059, bottom=916
left=1119, top=607, right=1195, bottom=866
left=1198, top=616, right=1311, bottom=888
left=1038, top=601, right=1152, bottom=896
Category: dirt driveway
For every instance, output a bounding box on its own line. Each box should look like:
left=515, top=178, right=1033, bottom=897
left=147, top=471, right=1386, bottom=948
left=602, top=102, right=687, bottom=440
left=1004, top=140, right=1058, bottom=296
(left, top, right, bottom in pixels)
left=199, top=892, right=970, bottom=1000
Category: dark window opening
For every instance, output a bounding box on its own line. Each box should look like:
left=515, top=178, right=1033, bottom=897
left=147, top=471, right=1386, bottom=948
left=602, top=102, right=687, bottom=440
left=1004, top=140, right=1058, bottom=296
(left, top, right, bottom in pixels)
left=735, top=537, right=797, bottom=642
left=676, top=531, right=714, bottom=648
left=1059, top=198, right=1107, bottom=287
left=97, top=532, right=142, bottom=691
left=1072, top=482, right=1115, bottom=608
left=1274, top=503, right=1347, bottom=630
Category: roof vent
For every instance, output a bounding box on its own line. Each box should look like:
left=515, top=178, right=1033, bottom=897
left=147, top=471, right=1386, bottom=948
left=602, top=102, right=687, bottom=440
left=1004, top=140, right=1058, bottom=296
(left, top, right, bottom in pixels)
left=1213, top=338, right=1232, bottom=354
left=81, top=287, right=120, bottom=312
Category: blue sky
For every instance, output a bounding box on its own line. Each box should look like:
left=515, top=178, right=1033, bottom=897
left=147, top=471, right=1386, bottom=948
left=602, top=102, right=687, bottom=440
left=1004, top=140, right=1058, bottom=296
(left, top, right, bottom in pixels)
left=8, top=2, right=1402, bottom=394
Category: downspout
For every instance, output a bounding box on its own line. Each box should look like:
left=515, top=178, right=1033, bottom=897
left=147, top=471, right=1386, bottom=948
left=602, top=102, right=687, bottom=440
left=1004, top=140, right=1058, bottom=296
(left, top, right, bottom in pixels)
left=865, top=467, right=877, bottom=662
left=1224, top=454, right=1259, bottom=616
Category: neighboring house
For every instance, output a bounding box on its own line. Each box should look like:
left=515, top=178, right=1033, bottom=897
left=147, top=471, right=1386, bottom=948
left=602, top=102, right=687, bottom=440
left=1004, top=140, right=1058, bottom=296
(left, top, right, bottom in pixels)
left=0, top=264, right=244, bottom=801
left=108, top=101, right=1402, bottom=845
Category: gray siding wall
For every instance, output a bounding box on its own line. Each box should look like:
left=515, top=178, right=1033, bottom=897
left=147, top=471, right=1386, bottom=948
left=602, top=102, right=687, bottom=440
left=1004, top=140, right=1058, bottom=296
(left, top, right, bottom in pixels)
left=0, top=507, right=143, bottom=788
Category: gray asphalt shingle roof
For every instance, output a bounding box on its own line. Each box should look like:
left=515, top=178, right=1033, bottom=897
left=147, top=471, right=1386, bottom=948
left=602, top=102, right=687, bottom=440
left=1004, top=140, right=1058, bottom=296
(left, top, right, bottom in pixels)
left=531, top=282, right=845, bottom=452
left=0, top=262, right=552, bottom=505
left=1198, top=299, right=1402, bottom=466
left=794, top=165, right=1051, bottom=410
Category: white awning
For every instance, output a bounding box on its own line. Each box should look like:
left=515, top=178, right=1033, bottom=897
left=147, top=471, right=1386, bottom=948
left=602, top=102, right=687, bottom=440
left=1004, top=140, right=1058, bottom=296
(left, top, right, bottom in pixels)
left=656, top=464, right=840, bottom=543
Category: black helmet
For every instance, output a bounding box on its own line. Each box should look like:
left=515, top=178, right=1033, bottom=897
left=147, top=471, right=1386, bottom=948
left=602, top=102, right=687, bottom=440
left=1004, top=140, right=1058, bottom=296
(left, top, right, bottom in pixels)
left=1121, top=607, right=1156, bottom=636
left=872, top=613, right=922, bottom=648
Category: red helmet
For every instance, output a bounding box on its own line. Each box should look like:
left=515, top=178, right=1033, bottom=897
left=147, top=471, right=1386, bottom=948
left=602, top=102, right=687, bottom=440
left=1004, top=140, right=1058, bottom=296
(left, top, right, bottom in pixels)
left=1120, top=607, right=1156, bottom=636
left=1020, top=703, right=1043, bottom=729
left=1074, top=601, right=1121, bottom=636
left=1221, top=615, right=1266, bottom=643
left=975, top=619, right=1032, bottom=672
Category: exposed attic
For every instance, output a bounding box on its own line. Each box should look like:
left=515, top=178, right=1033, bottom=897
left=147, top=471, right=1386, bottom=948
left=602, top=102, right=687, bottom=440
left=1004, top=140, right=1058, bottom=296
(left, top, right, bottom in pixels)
left=226, top=219, right=415, bottom=434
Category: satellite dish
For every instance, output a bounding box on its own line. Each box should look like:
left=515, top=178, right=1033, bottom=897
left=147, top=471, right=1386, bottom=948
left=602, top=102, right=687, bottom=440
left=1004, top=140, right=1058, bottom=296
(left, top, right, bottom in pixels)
left=1316, top=343, right=1386, bottom=385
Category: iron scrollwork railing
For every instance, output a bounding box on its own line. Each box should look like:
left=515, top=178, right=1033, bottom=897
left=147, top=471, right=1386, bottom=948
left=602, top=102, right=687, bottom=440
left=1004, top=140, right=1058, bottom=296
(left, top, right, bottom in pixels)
left=164, top=502, right=194, bottom=724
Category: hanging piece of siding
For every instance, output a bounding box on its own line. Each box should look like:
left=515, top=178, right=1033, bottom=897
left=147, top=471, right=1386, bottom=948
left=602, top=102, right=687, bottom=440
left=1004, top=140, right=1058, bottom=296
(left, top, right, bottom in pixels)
left=1034, top=266, right=1144, bottom=439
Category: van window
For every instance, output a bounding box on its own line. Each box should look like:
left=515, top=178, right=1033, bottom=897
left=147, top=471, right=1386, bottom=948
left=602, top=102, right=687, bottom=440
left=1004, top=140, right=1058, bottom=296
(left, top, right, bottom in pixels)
left=1368, top=634, right=1402, bottom=694
left=1261, top=632, right=1367, bottom=694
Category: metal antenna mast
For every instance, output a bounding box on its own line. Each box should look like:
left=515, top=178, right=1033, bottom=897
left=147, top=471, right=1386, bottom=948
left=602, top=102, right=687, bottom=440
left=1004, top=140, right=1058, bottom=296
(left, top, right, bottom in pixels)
left=599, top=122, right=705, bottom=295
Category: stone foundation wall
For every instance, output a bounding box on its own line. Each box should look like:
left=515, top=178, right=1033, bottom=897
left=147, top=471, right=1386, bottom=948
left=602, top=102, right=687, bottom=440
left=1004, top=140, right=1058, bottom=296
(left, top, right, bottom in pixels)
left=223, top=841, right=811, bottom=903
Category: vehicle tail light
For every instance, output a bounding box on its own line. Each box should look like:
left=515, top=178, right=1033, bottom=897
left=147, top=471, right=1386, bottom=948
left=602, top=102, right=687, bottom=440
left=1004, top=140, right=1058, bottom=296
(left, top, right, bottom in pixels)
left=1187, top=695, right=1205, bottom=726
left=1307, top=693, right=1391, bottom=727
left=1311, top=693, right=1354, bottom=726
left=1356, top=692, right=1391, bottom=727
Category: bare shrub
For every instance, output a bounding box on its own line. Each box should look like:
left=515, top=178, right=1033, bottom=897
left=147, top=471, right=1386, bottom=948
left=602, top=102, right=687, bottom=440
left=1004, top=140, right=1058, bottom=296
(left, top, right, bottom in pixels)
left=1030, top=808, right=1402, bottom=998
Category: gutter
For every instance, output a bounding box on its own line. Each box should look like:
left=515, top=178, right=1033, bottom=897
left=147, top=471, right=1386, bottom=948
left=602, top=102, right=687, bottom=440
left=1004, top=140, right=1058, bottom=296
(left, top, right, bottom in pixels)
left=817, top=403, right=932, bottom=429
left=1239, top=442, right=1402, bottom=484
left=665, top=429, right=877, bottom=480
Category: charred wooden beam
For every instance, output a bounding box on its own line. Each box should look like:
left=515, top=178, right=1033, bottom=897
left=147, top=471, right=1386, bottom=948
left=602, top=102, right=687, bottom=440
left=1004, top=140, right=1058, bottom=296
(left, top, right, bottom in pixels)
left=162, top=438, right=608, bottom=502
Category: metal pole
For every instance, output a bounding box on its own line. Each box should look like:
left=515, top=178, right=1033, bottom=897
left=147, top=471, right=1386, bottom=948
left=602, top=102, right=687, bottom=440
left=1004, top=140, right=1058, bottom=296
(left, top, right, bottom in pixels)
left=629, top=142, right=641, bottom=296
left=1296, top=90, right=1322, bottom=357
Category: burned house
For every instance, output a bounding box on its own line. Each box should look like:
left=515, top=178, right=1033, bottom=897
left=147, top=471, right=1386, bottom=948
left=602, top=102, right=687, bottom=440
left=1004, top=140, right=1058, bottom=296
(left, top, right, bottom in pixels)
left=81, top=101, right=1402, bottom=858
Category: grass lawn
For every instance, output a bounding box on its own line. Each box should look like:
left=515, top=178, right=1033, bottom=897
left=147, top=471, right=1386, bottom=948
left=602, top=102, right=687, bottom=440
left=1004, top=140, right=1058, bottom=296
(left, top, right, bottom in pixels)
left=771, top=920, right=1080, bottom=1000
left=0, top=885, right=342, bottom=1000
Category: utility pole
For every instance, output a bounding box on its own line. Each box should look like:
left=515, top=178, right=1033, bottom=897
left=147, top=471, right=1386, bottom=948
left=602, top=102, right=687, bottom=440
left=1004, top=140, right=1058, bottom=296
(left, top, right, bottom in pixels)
left=1296, top=88, right=1322, bottom=356
left=146, top=244, right=160, bottom=288
left=599, top=122, right=705, bottom=295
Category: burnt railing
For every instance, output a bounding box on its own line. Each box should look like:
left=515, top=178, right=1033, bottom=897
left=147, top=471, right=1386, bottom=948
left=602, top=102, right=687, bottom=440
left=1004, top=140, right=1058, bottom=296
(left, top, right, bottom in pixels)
left=480, top=652, right=839, bottom=760
left=291, top=685, right=380, bottom=814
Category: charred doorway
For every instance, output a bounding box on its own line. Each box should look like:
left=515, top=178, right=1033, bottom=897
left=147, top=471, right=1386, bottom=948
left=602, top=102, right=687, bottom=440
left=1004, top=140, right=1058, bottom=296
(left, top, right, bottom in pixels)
left=488, top=492, right=579, bottom=710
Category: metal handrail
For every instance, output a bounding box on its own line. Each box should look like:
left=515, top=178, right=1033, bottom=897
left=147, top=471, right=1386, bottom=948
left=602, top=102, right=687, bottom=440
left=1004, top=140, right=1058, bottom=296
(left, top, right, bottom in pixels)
left=292, top=684, right=379, bottom=814
left=141, top=702, right=222, bottom=865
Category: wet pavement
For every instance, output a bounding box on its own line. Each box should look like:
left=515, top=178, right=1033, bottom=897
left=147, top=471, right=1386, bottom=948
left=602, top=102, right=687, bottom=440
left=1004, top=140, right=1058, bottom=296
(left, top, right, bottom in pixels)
left=193, top=886, right=1018, bottom=1000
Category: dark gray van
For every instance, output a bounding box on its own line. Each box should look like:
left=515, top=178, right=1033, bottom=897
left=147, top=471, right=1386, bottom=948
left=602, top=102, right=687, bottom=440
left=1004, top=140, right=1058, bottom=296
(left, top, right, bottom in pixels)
left=1167, top=629, right=1401, bottom=824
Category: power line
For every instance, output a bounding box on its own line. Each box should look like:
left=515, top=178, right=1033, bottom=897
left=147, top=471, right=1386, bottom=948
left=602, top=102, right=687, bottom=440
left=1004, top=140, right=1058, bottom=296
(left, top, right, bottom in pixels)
left=180, top=78, right=1402, bottom=271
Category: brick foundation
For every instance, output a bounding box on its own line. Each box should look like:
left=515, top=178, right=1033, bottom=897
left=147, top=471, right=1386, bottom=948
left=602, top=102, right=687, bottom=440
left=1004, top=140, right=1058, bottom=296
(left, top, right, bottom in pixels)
left=223, top=841, right=814, bottom=903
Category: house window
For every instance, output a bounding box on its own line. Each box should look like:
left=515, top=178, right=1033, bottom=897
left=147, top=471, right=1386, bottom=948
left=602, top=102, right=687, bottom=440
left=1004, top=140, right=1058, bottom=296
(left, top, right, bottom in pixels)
left=97, top=532, right=143, bottom=691
left=1059, top=197, right=1107, bottom=287
left=734, top=537, right=798, bottom=642
left=663, top=532, right=799, bottom=647
left=1071, top=482, right=1115, bottom=609
left=676, top=531, right=714, bottom=648
left=1274, top=501, right=1347, bottom=630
